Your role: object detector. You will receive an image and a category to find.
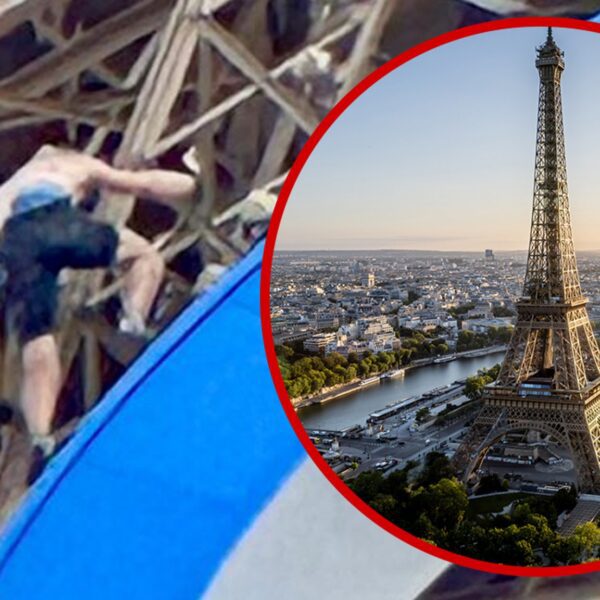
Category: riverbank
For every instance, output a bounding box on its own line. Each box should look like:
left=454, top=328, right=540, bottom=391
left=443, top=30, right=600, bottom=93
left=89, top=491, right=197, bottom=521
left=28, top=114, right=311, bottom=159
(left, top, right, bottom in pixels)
left=292, top=345, right=506, bottom=409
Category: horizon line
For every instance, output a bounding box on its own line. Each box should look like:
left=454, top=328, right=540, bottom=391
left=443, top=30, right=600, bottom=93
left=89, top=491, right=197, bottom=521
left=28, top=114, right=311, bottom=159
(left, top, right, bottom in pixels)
left=275, top=247, right=600, bottom=254
left=275, top=247, right=529, bottom=253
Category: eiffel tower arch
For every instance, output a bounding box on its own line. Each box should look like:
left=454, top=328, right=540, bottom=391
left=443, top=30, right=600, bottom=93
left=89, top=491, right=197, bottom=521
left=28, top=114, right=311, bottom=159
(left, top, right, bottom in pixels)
left=455, top=28, right=600, bottom=493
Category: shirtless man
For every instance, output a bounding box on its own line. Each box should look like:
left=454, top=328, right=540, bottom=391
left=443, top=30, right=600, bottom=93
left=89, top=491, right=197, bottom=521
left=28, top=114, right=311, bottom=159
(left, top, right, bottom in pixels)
left=0, top=144, right=196, bottom=465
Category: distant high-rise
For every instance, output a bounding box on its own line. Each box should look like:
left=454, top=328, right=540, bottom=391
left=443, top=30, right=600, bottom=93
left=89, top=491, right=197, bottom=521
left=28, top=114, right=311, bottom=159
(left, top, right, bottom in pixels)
left=455, top=29, right=600, bottom=492
left=484, top=249, right=495, bottom=261
left=353, top=260, right=367, bottom=274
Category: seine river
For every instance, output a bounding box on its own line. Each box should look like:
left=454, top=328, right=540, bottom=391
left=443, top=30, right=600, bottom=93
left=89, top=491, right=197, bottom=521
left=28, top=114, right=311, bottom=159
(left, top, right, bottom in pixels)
left=298, top=351, right=506, bottom=430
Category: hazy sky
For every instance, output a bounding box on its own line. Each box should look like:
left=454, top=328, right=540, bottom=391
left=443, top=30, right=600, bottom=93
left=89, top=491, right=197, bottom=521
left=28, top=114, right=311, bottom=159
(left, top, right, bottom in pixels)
left=276, top=26, right=600, bottom=252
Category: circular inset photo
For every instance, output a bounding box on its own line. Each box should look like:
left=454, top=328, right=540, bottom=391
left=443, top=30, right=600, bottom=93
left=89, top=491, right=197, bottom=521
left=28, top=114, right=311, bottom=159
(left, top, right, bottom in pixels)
left=262, top=18, right=600, bottom=575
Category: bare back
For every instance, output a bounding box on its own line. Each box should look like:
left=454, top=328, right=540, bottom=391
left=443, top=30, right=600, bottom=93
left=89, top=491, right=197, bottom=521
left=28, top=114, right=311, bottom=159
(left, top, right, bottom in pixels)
left=0, top=146, right=98, bottom=229
left=0, top=144, right=195, bottom=230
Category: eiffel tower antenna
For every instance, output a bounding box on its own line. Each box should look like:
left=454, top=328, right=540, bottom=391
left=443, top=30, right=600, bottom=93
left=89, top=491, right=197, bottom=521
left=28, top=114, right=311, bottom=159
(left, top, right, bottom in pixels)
left=454, top=29, right=600, bottom=493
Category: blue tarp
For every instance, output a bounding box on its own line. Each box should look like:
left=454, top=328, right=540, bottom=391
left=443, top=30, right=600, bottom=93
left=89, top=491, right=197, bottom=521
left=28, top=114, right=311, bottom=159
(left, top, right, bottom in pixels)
left=0, top=241, right=304, bottom=598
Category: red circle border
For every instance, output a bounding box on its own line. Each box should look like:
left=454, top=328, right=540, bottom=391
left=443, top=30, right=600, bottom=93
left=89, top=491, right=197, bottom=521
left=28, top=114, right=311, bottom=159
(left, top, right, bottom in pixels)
left=260, top=16, right=600, bottom=578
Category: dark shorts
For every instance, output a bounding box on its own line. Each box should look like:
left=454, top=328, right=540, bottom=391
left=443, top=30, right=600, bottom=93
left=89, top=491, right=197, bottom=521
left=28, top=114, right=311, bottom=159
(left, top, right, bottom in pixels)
left=1, top=200, right=119, bottom=343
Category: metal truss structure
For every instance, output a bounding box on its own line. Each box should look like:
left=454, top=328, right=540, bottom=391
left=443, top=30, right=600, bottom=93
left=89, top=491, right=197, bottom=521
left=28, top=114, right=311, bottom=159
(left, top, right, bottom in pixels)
left=455, top=29, right=600, bottom=492
left=0, top=0, right=414, bottom=521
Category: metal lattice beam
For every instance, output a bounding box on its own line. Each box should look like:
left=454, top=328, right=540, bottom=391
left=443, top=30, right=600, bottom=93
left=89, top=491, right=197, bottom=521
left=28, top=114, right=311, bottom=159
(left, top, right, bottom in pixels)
left=456, top=29, right=600, bottom=493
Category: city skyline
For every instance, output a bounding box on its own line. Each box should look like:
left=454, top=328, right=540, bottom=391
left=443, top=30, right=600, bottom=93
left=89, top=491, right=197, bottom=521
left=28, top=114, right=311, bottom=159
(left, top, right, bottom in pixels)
left=276, top=26, right=600, bottom=252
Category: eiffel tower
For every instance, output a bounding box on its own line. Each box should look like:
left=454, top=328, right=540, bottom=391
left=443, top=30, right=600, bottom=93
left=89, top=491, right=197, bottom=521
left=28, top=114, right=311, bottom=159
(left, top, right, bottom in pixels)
left=455, top=28, right=600, bottom=493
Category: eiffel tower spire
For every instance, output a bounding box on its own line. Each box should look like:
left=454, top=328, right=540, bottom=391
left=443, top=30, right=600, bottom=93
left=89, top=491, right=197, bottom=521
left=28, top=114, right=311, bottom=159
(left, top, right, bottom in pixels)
left=498, top=29, right=600, bottom=391
left=454, top=30, right=600, bottom=493
left=525, top=22, right=575, bottom=305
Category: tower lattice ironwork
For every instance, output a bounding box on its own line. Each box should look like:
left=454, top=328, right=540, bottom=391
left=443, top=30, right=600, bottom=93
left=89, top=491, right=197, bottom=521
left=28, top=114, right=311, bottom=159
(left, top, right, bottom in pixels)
left=454, top=28, right=600, bottom=492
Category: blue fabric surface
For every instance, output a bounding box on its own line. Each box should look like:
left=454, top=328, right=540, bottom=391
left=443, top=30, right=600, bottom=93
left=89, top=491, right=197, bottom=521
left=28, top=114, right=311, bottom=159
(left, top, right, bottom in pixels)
left=13, top=182, right=70, bottom=215
left=0, top=241, right=304, bottom=599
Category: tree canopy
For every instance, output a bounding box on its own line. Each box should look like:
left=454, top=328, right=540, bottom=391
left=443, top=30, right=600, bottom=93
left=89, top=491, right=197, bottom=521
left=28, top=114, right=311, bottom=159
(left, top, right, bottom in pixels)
left=457, top=327, right=512, bottom=352
left=348, top=452, right=595, bottom=566
left=464, top=364, right=501, bottom=401
left=277, top=344, right=412, bottom=399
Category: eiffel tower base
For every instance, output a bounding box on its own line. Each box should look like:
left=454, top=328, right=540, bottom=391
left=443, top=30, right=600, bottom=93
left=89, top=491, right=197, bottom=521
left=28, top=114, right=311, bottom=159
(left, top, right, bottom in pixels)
left=453, top=395, right=600, bottom=493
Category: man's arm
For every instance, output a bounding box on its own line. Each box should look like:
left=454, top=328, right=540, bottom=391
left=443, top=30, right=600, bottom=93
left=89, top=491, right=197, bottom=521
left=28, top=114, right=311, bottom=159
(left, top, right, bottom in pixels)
left=87, top=157, right=197, bottom=211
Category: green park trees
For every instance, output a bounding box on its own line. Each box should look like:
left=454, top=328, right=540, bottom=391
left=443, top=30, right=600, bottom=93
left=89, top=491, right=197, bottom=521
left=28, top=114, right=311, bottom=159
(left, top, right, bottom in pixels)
left=546, top=523, right=600, bottom=566
left=276, top=346, right=413, bottom=398
left=475, top=473, right=508, bottom=495
left=348, top=452, right=598, bottom=566
left=276, top=318, right=509, bottom=399
left=492, top=306, right=515, bottom=318
left=276, top=326, right=456, bottom=399
left=456, top=327, right=512, bottom=352
left=464, top=364, right=501, bottom=401
left=415, top=407, right=431, bottom=424
left=399, top=330, right=448, bottom=359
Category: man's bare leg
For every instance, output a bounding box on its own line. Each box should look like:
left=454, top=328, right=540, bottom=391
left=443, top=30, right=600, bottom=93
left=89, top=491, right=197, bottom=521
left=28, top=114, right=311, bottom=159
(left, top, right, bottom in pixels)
left=20, top=230, right=162, bottom=439
left=117, top=228, right=165, bottom=335
left=21, top=334, right=61, bottom=452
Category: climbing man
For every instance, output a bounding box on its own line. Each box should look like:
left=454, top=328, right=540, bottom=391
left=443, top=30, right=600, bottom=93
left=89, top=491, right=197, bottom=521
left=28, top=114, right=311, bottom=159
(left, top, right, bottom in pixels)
left=0, top=144, right=197, bottom=471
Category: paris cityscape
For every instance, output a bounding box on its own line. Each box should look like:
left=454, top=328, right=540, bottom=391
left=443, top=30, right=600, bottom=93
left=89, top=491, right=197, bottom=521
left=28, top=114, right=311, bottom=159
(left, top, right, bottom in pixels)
left=271, top=250, right=600, bottom=494
left=272, top=249, right=600, bottom=377
left=271, top=28, right=600, bottom=566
